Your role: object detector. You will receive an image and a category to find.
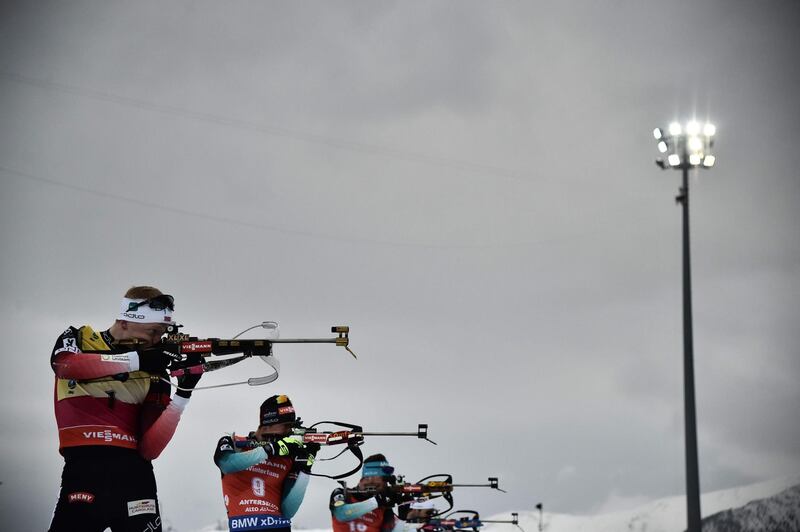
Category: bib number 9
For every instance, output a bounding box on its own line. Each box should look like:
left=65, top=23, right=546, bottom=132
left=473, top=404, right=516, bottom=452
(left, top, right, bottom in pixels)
left=252, top=477, right=265, bottom=497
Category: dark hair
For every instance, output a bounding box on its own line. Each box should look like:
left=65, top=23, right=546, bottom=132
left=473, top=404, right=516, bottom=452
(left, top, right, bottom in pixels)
left=364, top=453, right=388, bottom=463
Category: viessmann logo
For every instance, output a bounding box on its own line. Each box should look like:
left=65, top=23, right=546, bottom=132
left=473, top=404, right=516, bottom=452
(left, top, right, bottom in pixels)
left=305, top=433, right=328, bottom=444
left=82, top=429, right=137, bottom=443
left=181, top=341, right=212, bottom=352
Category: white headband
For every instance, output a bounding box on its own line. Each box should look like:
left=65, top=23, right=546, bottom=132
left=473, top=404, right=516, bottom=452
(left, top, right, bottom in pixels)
left=119, top=298, right=174, bottom=324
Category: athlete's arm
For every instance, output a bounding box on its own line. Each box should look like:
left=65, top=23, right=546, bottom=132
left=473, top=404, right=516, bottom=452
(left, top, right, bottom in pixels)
left=137, top=379, right=191, bottom=460
left=330, top=488, right=379, bottom=522
left=50, top=328, right=138, bottom=379
left=137, top=397, right=188, bottom=460
left=281, top=471, right=311, bottom=518
left=391, top=517, right=422, bottom=532
left=213, top=436, right=270, bottom=474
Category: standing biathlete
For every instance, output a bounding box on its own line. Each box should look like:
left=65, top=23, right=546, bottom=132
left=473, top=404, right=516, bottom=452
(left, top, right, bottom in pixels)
left=214, top=394, right=317, bottom=532
left=330, top=454, right=410, bottom=532
left=49, top=286, right=202, bottom=532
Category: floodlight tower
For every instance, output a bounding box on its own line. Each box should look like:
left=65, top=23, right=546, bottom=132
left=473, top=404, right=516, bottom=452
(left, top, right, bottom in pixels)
left=653, top=120, right=716, bottom=532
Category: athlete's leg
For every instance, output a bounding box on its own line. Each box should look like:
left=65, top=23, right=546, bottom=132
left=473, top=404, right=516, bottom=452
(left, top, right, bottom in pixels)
left=48, top=462, right=108, bottom=532
left=109, top=456, right=162, bottom=532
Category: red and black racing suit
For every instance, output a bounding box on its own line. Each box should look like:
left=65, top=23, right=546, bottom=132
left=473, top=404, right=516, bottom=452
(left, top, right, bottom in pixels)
left=49, top=325, right=190, bottom=532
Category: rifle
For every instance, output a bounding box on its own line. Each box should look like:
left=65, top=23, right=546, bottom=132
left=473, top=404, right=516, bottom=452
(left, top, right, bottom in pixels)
left=422, top=511, right=524, bottom=532
left=348, top=475, right=505, bottom=515
left=235, top=422, right=435, bottom=479
left=79, top=322, right=354, bottom=390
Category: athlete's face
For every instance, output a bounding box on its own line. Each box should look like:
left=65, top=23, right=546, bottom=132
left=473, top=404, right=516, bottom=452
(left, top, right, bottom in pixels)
left=406, top=509, right=434, bottom=522
left=117, top=321, right=168, bottom=348
left=358, top=475, right=387, bottom=491
left=254, top=421, right=295, bottom=441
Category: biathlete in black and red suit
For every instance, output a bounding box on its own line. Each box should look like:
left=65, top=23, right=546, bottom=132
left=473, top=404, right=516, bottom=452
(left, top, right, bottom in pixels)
left=49, top=286, right=202, bottom=532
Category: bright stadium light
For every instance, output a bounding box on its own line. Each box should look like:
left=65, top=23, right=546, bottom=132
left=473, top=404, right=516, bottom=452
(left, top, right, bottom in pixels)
left=654, top=120, right=716, bottom=171
left=651, top=118, right=719, bottom=532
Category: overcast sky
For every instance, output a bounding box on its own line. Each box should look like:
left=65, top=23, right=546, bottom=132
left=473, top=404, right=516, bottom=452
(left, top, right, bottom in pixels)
left=1, top=1, right=799, bottom=531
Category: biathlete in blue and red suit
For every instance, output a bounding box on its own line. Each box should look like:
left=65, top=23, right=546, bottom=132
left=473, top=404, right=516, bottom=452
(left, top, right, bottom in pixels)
left=330, top=454, right=411, bottom=532
left=403, top=499, right=437, bottom=531
left=49, top=286, right=202, bottom=532
left=213, top=394, right=318, bottom=532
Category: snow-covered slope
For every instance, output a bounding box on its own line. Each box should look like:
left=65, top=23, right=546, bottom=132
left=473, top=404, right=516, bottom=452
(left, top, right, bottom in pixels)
left=482, top=474, right=800, bottom=532
left=701, top=484, right=800, bottom=532
left=195, top=474, right=800, bottom=532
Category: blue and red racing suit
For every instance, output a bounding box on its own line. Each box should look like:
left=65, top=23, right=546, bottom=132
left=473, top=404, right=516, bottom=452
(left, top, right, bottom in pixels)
left=214, top=432, right=311, bottom=531
left=331, top=487, right=408, bottom=532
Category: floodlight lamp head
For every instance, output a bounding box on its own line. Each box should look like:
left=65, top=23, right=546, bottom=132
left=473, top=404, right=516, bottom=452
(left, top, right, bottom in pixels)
left=653, top=120, right=717, bottom=170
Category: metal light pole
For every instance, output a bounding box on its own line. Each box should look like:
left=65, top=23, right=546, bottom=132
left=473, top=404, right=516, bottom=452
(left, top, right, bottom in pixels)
left=653, top=120, right=716, bottom=532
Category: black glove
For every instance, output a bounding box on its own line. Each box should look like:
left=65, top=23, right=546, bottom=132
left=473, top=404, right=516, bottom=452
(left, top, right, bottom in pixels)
left=376, top=488, right=397, bottom=508
left=296, top=442, right=320, bottom=473
left=175, top=353, right=203, bottom=398
left=176, top=371, right=202, bottom=398
left=302, top=441, right=320, bottom=458
left=138, top=348, right=173, bottom=373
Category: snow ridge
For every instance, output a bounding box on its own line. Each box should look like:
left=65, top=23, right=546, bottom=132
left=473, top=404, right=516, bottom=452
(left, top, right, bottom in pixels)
left=701, top=484, right=800, bottom=532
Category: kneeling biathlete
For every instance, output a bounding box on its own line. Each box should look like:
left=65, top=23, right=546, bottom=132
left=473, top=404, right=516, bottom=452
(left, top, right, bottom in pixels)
left=214, top=394, right=317, bottom=532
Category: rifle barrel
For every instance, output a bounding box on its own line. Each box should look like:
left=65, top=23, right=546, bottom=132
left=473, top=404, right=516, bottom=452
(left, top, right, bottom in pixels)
left=356, top=431, right=421, bottom=436
left=271, top=338, right=339, bottom=343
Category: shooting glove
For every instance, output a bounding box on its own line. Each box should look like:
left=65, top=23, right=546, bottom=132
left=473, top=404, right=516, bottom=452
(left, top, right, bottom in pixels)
left=265, top=436, right=304, bottom=458
left=175, top=353, right=203, bottom=398
left=297, top=442, right=320, bottom=473
left=138, top=348, right=173, bottom=373
left=176, top=371, right=202, bottom=398
left=376, top=488, right=397, bottom=508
